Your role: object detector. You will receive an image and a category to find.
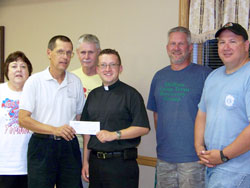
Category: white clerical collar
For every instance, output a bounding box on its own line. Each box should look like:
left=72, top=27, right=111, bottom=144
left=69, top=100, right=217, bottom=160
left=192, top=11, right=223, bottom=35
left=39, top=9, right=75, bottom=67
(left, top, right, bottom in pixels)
left=104, top=86, right=109, bottom=91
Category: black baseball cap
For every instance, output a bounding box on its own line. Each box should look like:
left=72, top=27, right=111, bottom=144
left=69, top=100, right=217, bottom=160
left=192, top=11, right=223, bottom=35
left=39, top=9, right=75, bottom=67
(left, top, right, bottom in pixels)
left=215, top=22, right=248, bottom=40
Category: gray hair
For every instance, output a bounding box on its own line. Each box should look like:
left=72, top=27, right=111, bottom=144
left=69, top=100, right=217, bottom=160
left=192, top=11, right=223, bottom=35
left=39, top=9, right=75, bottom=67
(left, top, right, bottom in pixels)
left=168, top=26, right=192, bottom=44
left=76, top=34, right=100, bottom=50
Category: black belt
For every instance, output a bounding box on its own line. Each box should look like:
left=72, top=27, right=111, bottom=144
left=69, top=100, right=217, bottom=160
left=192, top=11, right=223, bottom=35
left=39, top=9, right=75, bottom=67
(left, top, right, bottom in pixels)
left=91, top=148, right=137, bottom=160
left=33, top=133, right=63, bottom=140
left=91, top=150, right=123, bottom=159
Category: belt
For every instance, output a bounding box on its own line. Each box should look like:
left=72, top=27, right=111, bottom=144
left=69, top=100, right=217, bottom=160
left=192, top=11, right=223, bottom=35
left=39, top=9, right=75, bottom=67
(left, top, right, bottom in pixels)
left=91, top=150, right=123, bottom=159
left=33, top=133, right=63, bottom=140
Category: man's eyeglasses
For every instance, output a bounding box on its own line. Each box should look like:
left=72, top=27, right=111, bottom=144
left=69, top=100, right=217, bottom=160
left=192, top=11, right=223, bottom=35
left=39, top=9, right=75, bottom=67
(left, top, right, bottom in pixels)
left=55, top=50, right=74, bottom=58
left=98, top=63, right=120, bottom=70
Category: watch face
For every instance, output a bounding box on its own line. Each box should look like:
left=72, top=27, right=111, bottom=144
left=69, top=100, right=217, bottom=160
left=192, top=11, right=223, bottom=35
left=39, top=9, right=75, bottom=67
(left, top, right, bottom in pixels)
left=220, top=150, right=229, bottom=162
left=222, top=157, right=228, bottom=162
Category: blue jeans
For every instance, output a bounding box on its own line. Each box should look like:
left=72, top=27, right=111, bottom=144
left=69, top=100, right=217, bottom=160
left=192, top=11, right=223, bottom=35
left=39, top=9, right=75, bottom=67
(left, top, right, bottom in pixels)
left=156, top=159, right=205, bottom=188
left=206, top=167, right=250, bottom=188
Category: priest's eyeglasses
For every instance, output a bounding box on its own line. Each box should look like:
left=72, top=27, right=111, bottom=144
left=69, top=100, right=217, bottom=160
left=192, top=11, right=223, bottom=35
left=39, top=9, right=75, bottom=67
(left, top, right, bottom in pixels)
left=98, top=63, right=120, bottom=70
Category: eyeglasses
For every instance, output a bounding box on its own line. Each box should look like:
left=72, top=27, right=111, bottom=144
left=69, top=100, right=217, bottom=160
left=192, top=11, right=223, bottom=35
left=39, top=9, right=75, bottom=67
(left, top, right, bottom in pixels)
left=98, top=63, right=120, bottom=70
left=55, top=50, right=74, bottom=58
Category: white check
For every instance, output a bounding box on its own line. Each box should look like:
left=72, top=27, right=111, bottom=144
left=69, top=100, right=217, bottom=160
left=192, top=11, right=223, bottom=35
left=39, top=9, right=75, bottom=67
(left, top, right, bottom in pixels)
left=70, top=121, right=100, bottom=135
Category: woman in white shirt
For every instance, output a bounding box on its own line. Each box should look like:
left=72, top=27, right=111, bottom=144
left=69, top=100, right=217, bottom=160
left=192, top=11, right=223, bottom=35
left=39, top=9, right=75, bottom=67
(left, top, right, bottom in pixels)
left=0, top=51, right=33, bottom=188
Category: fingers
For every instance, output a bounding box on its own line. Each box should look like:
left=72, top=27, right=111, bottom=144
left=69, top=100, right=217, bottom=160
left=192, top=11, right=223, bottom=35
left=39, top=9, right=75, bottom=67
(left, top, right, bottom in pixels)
left=96, top=130, right=116, bottom=143
left=96, top=131, right=107, bottom=143
left=56, top=125, right=76, bottom=141
left=96, top=131, right=105, bottom=143
left=82, top=167, right=89, bottom=182
left=198, top=160, right=216, bottom=167
left=199, top=157, right=210, bottom=164
left=205, top=164, right=216, bottom=168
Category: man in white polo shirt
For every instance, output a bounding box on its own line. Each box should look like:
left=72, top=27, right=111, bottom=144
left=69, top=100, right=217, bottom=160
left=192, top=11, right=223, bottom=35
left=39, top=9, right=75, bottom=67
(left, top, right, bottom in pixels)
left=19, top=35, right=85, bottom=188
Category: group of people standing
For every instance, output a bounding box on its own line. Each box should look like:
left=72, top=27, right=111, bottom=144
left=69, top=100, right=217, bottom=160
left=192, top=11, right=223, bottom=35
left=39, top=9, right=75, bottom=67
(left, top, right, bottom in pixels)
left=0, top=34, right=150, bottom=188
left=148, top=22, right=250, bottom=188
left=0, top=22, right=250, bottom=188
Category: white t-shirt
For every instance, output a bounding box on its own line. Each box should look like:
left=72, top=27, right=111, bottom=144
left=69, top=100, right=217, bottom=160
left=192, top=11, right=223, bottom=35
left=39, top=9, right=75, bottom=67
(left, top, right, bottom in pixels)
left=20, top=67, right=85, bottom=126
left=0, top=82, right=31, bottom=175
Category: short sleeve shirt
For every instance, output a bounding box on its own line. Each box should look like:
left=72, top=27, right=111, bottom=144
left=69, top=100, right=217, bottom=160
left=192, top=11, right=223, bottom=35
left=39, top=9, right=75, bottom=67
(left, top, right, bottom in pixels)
left=81, top=80, right=150, bottom=152
left=20, top=67, right=85, bottom=126
left=147, top=63, right=211, bottom=162
left=198, top=63, right=250, bottom=174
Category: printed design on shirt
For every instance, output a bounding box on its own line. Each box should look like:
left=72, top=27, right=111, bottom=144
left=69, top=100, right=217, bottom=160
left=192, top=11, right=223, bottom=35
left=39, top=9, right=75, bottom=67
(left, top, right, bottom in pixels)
left=83, top=87, right=91, bottom=98
left=160, top=82, right=190, bottom=102
left=83, top=87, right=87, bottom=98
left=1, top=98, right=30, bottom=135
left=225, top=94, right=235, bottom=107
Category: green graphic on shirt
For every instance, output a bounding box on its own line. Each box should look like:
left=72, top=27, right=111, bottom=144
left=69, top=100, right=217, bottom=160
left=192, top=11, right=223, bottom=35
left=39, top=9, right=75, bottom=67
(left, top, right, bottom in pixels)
left=159, top=82, right=189, bottom=102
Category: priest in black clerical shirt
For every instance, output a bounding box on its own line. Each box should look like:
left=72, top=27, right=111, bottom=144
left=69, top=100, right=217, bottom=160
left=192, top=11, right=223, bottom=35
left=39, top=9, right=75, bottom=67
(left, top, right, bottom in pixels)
left=81, top=48, right=150, bottom=188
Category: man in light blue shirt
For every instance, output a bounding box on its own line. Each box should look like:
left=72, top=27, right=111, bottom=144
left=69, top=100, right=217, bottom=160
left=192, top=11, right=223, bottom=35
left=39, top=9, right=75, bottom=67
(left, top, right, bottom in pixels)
left=195, top=22, right=250, bottom=188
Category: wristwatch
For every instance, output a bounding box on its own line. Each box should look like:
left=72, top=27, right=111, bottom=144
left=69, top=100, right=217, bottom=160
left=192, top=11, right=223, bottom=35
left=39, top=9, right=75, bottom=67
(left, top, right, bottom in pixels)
left=220, top=150, right=229, bottom=162
left=116, top=131, right=121, bottom=140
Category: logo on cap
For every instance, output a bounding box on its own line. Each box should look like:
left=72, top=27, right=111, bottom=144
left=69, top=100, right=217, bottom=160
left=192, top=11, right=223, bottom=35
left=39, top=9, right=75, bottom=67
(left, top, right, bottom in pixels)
left=224, top=22, right=233, bottom=28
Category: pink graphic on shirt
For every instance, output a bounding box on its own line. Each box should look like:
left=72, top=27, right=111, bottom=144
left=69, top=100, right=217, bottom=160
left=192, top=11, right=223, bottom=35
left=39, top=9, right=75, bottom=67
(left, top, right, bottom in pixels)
left=2, top=98, right=30, bottom=135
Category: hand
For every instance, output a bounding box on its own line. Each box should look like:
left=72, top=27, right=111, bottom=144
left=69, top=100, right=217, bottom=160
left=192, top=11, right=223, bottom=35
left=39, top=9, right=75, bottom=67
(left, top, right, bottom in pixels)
left=196, top=146, right=210, bottom=164
left=96, top=130, right=117, bottom=143
left=198, top=149, right=223, bottom=167
left=196, top=146, right=217, bottom=167
left=82, top=162, right=89, bottom=182
left=53, top=124, right=76, bottom=141
left=200, top=149, right=222, bottom=166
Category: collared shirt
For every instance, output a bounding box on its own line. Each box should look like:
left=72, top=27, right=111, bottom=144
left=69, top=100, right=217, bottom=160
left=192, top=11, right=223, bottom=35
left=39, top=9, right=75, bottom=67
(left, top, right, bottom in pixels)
left=20, top=67, right=85, bottom=126
left=81, top=80, right=150, bottom=152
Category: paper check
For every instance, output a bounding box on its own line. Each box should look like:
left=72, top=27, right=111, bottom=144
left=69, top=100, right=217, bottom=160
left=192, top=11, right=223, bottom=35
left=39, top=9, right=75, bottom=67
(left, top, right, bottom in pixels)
left=70, top=121, right=100, bottom=135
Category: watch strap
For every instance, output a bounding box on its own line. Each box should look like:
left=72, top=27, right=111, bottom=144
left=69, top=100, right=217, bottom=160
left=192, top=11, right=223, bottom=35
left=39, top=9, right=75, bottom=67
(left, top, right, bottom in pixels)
left=116, top=131, right=121, bottom=140
left=220, top=150, right=229, bottom=162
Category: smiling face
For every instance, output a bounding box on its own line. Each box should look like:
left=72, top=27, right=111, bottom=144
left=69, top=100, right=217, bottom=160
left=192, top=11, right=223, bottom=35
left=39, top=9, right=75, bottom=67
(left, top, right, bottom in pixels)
left=47, top=39, right=73, bottom=73
left=8, top=59, right=29, bottom=87
left=167, top=32, right=192, bottom=65
left=218, top=29, right=249, bottom=72
left=76, top=42, right=100, bottom=70
left=97, top=54, right=123, bottom=86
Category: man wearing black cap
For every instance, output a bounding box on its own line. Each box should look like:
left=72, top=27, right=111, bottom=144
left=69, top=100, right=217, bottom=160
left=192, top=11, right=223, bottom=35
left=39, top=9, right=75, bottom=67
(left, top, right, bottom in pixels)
left=195, top=22, right=250, bottom=187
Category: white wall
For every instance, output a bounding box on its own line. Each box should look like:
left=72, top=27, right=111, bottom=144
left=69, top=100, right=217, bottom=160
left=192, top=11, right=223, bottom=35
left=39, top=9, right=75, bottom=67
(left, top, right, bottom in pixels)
left=0, top=0, right=179, bottom=187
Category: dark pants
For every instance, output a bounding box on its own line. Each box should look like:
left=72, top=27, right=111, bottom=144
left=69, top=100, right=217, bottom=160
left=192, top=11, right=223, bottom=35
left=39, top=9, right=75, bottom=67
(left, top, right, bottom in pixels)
left=89, top=151, right=139, bottom=188
left=28, top=134, right=83, bottom=188
left=0, top=175, right=27, bottom=188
